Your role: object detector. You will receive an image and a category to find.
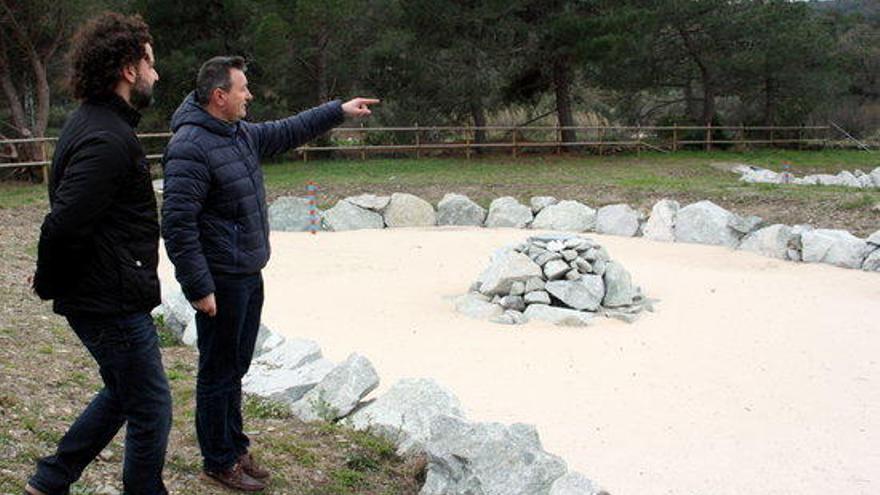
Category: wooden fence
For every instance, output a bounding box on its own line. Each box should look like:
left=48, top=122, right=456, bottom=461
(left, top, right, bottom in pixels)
left=0, top=124, right=862, bottom=182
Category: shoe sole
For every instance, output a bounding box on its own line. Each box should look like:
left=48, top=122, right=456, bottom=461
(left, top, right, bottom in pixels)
left=199, top=472, right=266, bottom=492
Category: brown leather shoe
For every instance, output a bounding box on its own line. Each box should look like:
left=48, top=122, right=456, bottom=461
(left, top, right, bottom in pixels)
left=202, top=462, right=266, bottom=492
left=239, top=452, right=270, bottom=480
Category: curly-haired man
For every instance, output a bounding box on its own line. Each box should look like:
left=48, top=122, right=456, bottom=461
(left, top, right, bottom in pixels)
left=27, top=12, right=171, bottom=495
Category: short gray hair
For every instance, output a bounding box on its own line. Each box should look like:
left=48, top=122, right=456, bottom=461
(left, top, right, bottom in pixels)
left=195, top=56, right=247, bottom=105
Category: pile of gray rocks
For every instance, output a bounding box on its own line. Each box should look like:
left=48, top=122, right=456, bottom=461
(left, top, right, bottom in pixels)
left=153, top=281, right=606, bottom=495
left=457, top=234, right=651, bottom=326
left=738, top=164, right=880, bottom=189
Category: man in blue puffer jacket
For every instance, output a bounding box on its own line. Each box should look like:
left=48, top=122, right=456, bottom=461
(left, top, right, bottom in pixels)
left=161, top=55, right=377, bottom=492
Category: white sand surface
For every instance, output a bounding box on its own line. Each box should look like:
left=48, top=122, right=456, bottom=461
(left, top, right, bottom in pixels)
left=161, top=227, right=880, bottom=494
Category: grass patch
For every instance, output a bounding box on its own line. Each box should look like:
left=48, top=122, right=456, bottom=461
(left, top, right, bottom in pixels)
left=242, top=395, right=292, bottom=420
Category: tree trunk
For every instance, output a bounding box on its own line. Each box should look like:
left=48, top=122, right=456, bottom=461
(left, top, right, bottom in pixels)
left=684, top=79, right=698, bottom=121
left=553, top=58, right=577, bottom=145
left=763, top=75, right=776, bottom=126
left=315, top=28, right=329, bottom=104
left=470, top=102, right=486, bottom=153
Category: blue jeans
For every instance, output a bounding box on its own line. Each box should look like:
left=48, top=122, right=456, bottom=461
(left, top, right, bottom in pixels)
left=195, top=272, right=263, bottom=472
left=29, top=312, right=172, bottom=495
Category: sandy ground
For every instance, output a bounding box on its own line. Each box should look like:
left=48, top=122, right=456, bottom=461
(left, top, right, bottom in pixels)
left=160, top=227, right=880, bottom=495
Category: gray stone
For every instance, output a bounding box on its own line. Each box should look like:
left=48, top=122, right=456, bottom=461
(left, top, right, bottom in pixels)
left=561, top=250, right=577, bottom=261
left=543, top=260, right=571, bottom=280
left=477, top=252, right=543, bottom=296
left=509, top=281, right=526, bottom=296
left=564, top=237, right=593, bottom=251
left=564, top=269, right=582, bottom=281
left=530, top=196, right=559, bottom=214
left=737, top=224, right=795, bottom=260
left=242, top=358, right=335, bottom=404
left=591, top=259, right=607, bottom=276
left=740, top=168, right=780, bottom=184
left=437, top=193, right=487, bottom=226
left=863, top=249, right=880, bottom=271
left=420, top=416, right=567, bottom=495
left=801, top=229, right=872, bottom=269
left=491, top=310, right=527, bottom=325
left=525, top=277, right=546, bottom=293
left=602, top=261, right=636, bottom=307
left=383, top=193, right=436, bottom=228
left=161, top=284, right=195, bottom=339
left=535, top=251, right=563, bottom=266
left=486, top=197, right=533, bottom=228
left=291, top=353, right=380, bottom=422
left=322, top=200, right=384, bottom=231
left=253, top=324, right=286, bottom=358
left=345, top=194, right=390, bottom=211
left=182, top=318, right=198, bottom=347
left=595, top=204, right=643, bottom=237
left=531, top=200, right=596, bottom=232
left=729, top=215, right=764, bottom=235
left=546, top=240, right=566, bottom=252
left=644, top=199, right=681, bottom=242
left=347, top=378, right=464, bottom=455
left=268, top=196, right=320, bottom=232
left=871, top=167, right=880, bottom=187
left=674, top=200, right=743, bottom=247
left=524, top=291, right=551, bottom=305
left=249, top=338, right=323, bottom=371
left=545, top=276, right=604, bottom=311
left=523, top=305, right=595, bottom=327
left=500, top=295, right=526, bottom=311
left=455, top=293, right=504, bottom=320
left=573, top=258, right=592, bottom=273
left=867, top=230, right=880, bottom=246
left=549, top=471, right=603, bottom=495
left=837, top=170, right=861, bottom=188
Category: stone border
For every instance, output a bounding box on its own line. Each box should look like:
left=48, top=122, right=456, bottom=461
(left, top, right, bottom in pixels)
left=153, top=280, right=606, bottom=494
left=269, top=192, right=880, bottom=272
left=736, top=164, right=880, bottom=189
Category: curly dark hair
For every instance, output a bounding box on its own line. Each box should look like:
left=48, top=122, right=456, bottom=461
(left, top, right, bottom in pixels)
left=67, top=12, right=153, bottom=100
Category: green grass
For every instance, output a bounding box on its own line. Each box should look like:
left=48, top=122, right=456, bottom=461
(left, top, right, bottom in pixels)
left=0, top=182, right=45, bottom=208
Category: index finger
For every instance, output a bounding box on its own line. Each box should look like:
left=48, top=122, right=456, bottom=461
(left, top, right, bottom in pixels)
left=357, top=98, right=380, bottom=105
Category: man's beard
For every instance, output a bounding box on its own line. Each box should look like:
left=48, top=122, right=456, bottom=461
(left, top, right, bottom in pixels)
left=129, top=73, right=154, bottom=110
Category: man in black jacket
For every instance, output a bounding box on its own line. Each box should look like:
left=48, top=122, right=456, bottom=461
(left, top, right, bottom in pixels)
left=161, top=56, right=377, bottom=491
left=27, top=13, right=172, bottom=495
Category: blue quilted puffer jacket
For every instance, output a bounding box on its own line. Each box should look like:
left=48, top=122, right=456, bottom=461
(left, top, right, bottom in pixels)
left=161, top=92, right=344, bottom=301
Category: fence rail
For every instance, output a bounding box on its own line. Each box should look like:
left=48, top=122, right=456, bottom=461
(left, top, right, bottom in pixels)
left=1, top=124, right=872, bottom=181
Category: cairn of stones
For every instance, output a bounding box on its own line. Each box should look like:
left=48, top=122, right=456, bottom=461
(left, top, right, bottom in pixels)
left=458, top=233, right=652, bottom=326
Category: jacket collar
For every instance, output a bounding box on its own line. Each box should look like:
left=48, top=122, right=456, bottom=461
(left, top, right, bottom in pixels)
left=87, top=92, right=142, bottom=128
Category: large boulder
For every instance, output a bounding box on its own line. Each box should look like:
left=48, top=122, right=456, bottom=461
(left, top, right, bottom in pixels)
left=643, top=199, right=679, bottom=242
left=455, top=293, right=503, bottom=319
left=866, top=229, right=880, bottom=246
left=870, top=167, right=880, bottom=188
left=674, top=200, right=742, bottom=247
left=602, top=261, right=636, bottom=307
left=486, top=197, right=533, bottom=228
left=345, top=194, right=391, bottom=212
left=322, top=200, right=384, bottom=231
left=740, top=168, right=779, bottom=184
left=801, top=229, right=872, bottom=269
left=347, top=378, right=465, bottom=455
left=531, top=200, right=596, bottom=233
left=737, top=224, right=795, bottom=260
left=437, top=193, right=486, bottom=226
left=477, top=251, right=543, bottom=296
left=252, top=324, right=286, bottom=358
left=523, top=305, right=594, bottom=327
left=383, top=193, right=436, bottom=228
left=160, top=284, right=195, bottom=339
left=268, top=196, right=319, bottom=232
left=863, top=249, right=880, bottom=272
left=530, top=196, right=559, bottom=214
left=420, top=415, right=567, bottom=495
left=242, top=358, right=335, bottom=404
left=290, top=353, right=380, bottom=422
left=595, top=204, right=643, bottom=237
left=544, top=276, right=604, bottom=311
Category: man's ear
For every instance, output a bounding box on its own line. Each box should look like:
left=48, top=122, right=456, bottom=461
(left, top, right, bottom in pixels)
left=121, top=64, right=137, bottom=85
left=212, top=87, right=226, bottom=107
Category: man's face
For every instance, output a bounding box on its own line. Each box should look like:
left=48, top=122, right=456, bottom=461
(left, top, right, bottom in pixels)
left=220, top=68, right=253, bottom=122
left=130, top=43, right=159, bottom=110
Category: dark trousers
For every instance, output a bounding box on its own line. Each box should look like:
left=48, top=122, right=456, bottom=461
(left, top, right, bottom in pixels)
left=195, top=272, right=263, bottom=472
left=29, top=312, right=172, bottom=495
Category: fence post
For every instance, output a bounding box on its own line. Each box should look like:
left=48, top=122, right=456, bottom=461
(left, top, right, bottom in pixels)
left=556, top=124, right=561, bottom=155
left=798, top=125, right=804, bottom=151
left=705, top=122, right=712, bottom=151
left=41, top=140, right=50, bottom=184
left=672, top=124, right=678, bottom=152
left=465, top=124, right=472, bottom=160
left=302, top=148, right=308, bottom=162
left=636, top=125, right=642, bottom=157
left=415, top=123, right=421, bottom=159
left=512, top=127, right=518, bottom=158
left=360, top=124, right=366, bottom=160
